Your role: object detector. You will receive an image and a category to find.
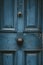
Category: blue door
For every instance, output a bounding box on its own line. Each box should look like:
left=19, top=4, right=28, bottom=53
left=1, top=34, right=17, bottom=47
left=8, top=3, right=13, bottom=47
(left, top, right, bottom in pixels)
left=0, top=0, right=42, bottom=65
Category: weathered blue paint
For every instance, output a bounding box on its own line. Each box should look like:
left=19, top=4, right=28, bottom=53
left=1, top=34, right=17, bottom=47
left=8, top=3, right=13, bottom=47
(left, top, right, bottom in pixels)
left=0, top=0, right=42, bottom=65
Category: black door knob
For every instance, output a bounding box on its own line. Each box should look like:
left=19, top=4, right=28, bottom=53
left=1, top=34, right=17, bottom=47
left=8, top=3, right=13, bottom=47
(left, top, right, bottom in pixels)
left=18, top=12, right=22, bottom=17
left=17, top=38, right=23, bottom=45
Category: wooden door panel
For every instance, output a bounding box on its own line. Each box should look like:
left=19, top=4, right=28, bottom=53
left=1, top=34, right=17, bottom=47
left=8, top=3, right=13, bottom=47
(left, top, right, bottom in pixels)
left=0, top=52, right=16, bottom=65
left=23, top=33, right=41, bottom=50
left=0, top=0, right=17, bottom=32
left=0, top=33, right=17, bottom=50
left=24, top=0, right=42, bottom=32
left=3, top=53, right=13, bottom=65
left=25, top=51, right=41, bottom=65
left=3, top=0, right=14, bottom=28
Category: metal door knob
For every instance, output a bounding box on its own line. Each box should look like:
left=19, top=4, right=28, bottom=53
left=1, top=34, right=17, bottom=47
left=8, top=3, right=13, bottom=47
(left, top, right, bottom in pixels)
left=18, top=12, right=22, bottom=17
left=17, top=38, right=23, bottom=45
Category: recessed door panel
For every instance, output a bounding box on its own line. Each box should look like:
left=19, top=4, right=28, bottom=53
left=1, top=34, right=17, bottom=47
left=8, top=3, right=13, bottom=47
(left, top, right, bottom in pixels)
left=24, top=0, right=37, bottom=26
left=3, top=53, right=13, bottom=65
left=0, top=52, right=16, bottom=65
left=0, top=0, right=17, bottom=32
left=0, top=33, right=17, bottom=50
left=3, top=0, right=14, bottom=28
left=23, top=33, right=41, bottom=50
left=24, top=0, right=42, bottom=32
left=25, top=51, right=41, bottom=65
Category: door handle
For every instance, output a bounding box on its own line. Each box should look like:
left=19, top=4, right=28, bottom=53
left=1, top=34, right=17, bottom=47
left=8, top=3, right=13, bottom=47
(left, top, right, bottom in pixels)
left=17, top=38, right=23, bottom=45
left=17, top=12, right=22, bottom=17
